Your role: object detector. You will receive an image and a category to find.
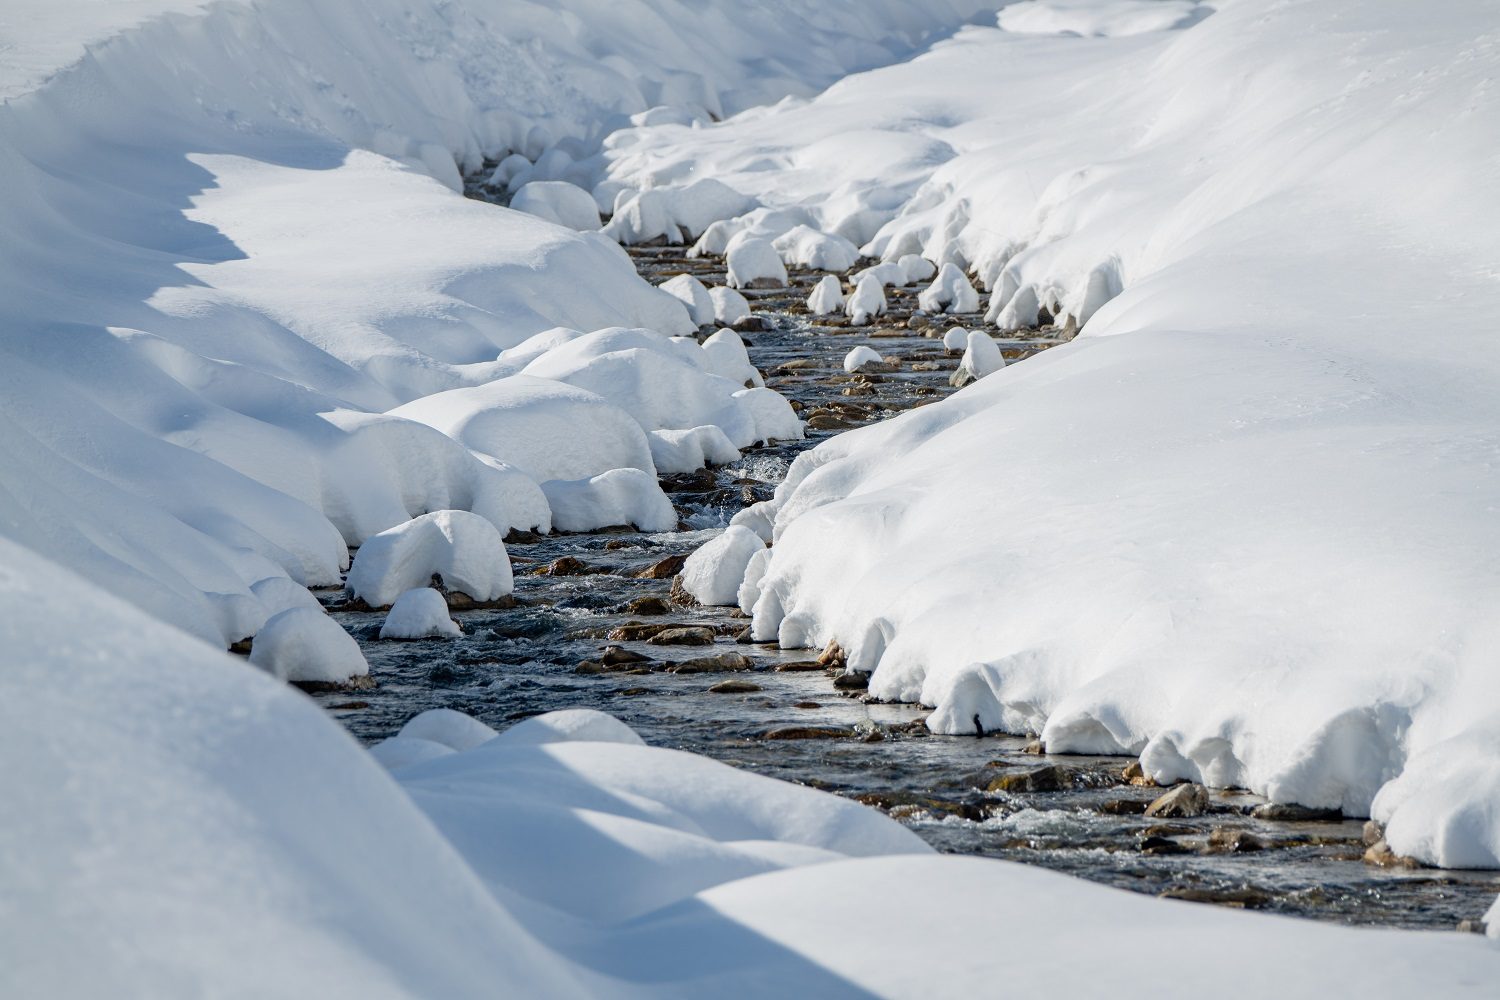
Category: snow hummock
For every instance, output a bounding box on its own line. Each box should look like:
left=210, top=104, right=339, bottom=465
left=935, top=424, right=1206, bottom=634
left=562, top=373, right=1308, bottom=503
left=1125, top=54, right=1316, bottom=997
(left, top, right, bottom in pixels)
left=248, top=606, right=369, bottom=684
left=380, top=588, right=463, bottom=640
left=956, top=330, right=1005, bottom=382
left=658, top=274, right=716, bottom=327
left=942, top=326, right=970, bottom=352
left=509, top=181, right=601, bottom=231
left=843, top=346, right=886, bottom=374
left=708, top=286, right=751, bottom=326
left=772, top=225, right=860, bottom=272
left=681, top=524, right=766, bottom=605
left=997, top=0, right=1208, bottom=38
left=541, top=468, right=677, bottom=533
left=807, top=275, right=845, bottom=315
left=345, top=511, right=512, bottom=608
left=649, top=425, right=741, bottom=476
left=845, top=274, right=887, bottom=325
left=725, top=237, right=788, bottom=289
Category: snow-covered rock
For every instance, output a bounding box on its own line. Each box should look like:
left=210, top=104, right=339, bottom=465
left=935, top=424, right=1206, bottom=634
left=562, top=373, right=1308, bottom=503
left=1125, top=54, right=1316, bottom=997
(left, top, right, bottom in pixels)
left=658, top=273, right=716, bottom=326
left=708, top=286, right=751, bottom=326
left=346, top=511, right=513, bottom=608
left=845, top=274, right=887, bottom=325
left=942, top=326, right=969, bottom=352
left=725, top=237, right=787, bottom=289
left=541, top=468, right=676, bottom=533
left=649, top=426, right=741, bottom=475
left=681, top=525, right=767, bottom=605
left=898, top=254, right=937, bottom=284
left=508, top=181, right=601, bottom=231
left=953, top=330, right=1005, bottom=385
left=843, top=346, right=886, bottom=373
left=918, top=262, right=981, bottom=314
left=700, top=328, right=763, bottom=388
left=249, top=606, right=369, bottom=684
left=772, top=225, right=860, bottom=272
left=807, top=275, right=845, bottom=315
left=380, top=588, right=463, bottom=639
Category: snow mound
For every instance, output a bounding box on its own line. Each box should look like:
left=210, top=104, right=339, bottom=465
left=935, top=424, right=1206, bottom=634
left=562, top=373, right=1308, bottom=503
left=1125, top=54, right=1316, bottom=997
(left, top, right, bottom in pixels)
left=846, top=274, right=887, bottom=325
left=493, top=709, right=646, bottom=747
left=700, top=328, right=763, bottom=388
left=726, top=237, right=788, bottom=289
left=690, top=206, right=819, bottom=257
left=380, top=588, right=463, bottom=640
left=708, top=286, right=751, bottom=326
left=650, top=426, right=742, bottom=475
left=898, top=254, right=937, bottom=284
left=658, top=274, right=716, bottom=326
left=248, top=606, right=368, bottom=684
left=399, top=708, right=499, bottom=752
left=772, top=225, right=860, bottom=272
left=603, top=180, right=756, bottom=245
left=509, top=181, right=601, bottom=231
left=997, top=0, right=1208, bottom=38
left=733, top=387, right=805, bottom=444
left=541, top=468, right=676, bottom=533
left=942, top=326, right=969, bottom=352
left=955, top=330, right=1005, bottom=384
left=807, top=275, right=845, bottom=315
left=843, top=346, right=886, bottom=373
left=682, top=525, right=766, bottom=605
left=345, top=510, right=513, bottom=608
left=918, top=262, right=981, bottom=314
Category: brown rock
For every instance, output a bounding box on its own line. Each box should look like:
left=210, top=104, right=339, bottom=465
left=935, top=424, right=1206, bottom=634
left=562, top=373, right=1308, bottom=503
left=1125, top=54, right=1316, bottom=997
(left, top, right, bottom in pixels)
left=817, top=640, right=847, bottom=670
left=775, top=660, right=824, bottom=672
left=646, top=626, right=716, bottom=647
left=667, top=651, right=753, bottom=673
left=1207, top=828, right=1266, bottom=853
left=832, top=671, right=869, bottom=691
left=601, top=645, right=652, bottom=666
left=986, top=764, right=1076, bottom=794
left=762, top=726, right=855, bottom=741
left=1144, top=783, right=1210, bottom=819
left=636, top=554, right=688, bottom=579
left=709, top=679, right=762, bottom=694
left=624, top=595, right=671, bottom=616
left=1363, top=839, right=1420, bottom=869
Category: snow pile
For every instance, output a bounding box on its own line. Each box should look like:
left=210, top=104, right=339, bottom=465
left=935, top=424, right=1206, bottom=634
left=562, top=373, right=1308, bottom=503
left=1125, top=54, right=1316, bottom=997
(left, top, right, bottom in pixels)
left=845, top=275, right=887, bottom=325
left=248, top=606, right=369, bottom=683
left=807, top=275, right=845, bottom=315
left=709, top=286, right=751, bottom=326
left=380, top=588, right=463, bottom=640
left=658, top=274, right=716, bottom=326
left=345, top=511, right=512, bottom=608
left=843, top=346, right=886, bottom=374
left=772, top=225, right=861, bottom=272
left=508, top=181, right=601, bottom=231
left=541, top=468, right=676, bottom=533
left=627, top=0, right=1500, bottom=868
left=603, top=179, right=756, bottom=245
left=680, top=524, right=766, bottom=605
left=953, top=330, right=1005, bottom=384
left=700, top=328, right=763, bottom=388
left=649, top=426, right=741, bottom=476
left=726, top=238, right=788, bottom=289
left=689, top=206, right=819, bottom=257
left=917, top=262, right=981, bottom=314
left=942, top=326, right=969, bottom=352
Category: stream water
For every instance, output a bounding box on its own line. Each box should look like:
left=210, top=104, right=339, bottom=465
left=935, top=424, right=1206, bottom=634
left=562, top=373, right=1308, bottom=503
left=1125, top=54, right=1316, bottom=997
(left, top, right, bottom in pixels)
left=315, top=233, right=1499, bottom=933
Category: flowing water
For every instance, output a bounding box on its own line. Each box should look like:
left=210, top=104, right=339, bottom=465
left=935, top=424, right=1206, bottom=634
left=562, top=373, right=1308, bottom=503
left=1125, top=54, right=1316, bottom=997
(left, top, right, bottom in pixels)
left=314, top=234, right=1499, bottom=933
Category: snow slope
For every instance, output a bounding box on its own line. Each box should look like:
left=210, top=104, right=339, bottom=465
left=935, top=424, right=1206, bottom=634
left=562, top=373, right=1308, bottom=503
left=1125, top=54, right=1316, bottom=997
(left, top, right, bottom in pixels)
left=0, top=0, right=991, bottom=645
left=616, top=0, right=1500, bottom=867
left=8, top=537, right=1498, bottom=996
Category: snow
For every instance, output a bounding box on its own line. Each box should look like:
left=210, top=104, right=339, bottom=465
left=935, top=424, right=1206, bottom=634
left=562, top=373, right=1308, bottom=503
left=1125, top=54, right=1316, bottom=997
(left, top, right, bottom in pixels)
left=345, top=510, right=512, bottom=608
left=807, top=275, right=845, bottom=315
left=843, top=346, right=886, bottom=374
left=615, top=0, right=1500, bottom=870
left=916, top=262, right=980, bottom=314
left=649, top=426, right=742, bottom=476
left=845, top=274, right=887, bottom=325
left=942, top=326, right=969, bottom=352
left=681, top=524, right=766, bottom=605
left=541, top=468, right=677, bottom=533
left=658, top=274, right=716, bottom=327
left=380, top=588, right=463, bottom=640
left=725, top=237, right=788, bottom=289
left=708, top=286, right=751, bottom=326
left=248, top=606, right=369, bottom=683
left=700, top=328, right=763, bottom=388
left=772, top=225, right=861, bottom=272
left=956, top=330, right=1005, bottom=382
left=509, top=181, right=601, bottom=231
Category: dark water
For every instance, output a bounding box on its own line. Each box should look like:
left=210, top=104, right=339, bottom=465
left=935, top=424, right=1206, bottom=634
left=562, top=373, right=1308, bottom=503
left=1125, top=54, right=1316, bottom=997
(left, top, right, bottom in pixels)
left=316, top=244, right=1499, bottom=932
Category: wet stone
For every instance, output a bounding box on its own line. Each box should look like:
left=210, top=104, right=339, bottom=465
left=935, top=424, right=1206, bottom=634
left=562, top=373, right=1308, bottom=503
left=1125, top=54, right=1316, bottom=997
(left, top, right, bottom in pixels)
left=636, top=554, right=687, bottom=579
left=987, top=764, right=1078, bottom=794
left=625, top=595, right=671, bottom=616
left=832, top=671, right=870, bottom=691
left=709, top=679, right=762, bottom=694
left=1251, top=802, right=1343, bottom=822
left=1145, top=783, right=1210, bottom=818
left=762, top=726, right=856, bottom=741
left=647, top=626, right=717, bottom=647
left=601, top=645, right=652, bottom=666
left=666, top=651, right=753, bottom=673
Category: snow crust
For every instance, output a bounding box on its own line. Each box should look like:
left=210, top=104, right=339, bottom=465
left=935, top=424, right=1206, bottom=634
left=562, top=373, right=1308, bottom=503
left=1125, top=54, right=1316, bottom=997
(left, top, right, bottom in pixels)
left=613, top=0, right=1500, bottom=868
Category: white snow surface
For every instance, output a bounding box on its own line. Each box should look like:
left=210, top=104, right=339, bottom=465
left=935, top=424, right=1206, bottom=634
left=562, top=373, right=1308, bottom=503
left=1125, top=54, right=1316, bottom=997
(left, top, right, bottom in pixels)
left=380, top=588, right=463, bottom=640
left=614, top=0, right=1500, bottom=869
left=509, top=181, right=602, bottom=231
left=248, top=606, right=370, bottom=683
left=807, top=275, right=845, bottom=315
left=681, top=524, right=766, bottom=606
left=345, top=511, right=512, bottom=609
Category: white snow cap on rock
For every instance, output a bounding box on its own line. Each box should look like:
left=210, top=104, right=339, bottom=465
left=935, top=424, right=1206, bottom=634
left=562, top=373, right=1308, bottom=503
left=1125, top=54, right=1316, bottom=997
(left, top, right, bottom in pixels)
left=726, top=237, right=788, bottom=289
left=659, top=273, right=716, bottom=326
left=649, top=426, right=741, bottom=475
left=681, top=524, right=767, bottom=605
left=709, top=286, right=751, bottom=326
left=345, top=510, right=513, bottom=608
left=843, top=346, right=885, bottom=373
left=249, top=606, right=369, bottom=684
left=380, top=588, right=462, bottom=640
left=846, top=274, right=887, bottom=325
left=957, top=330, right=1005, bottom=382
left=772, top=225, right=860, bottom=272
left=541, top=468, right=676, bottom=533
left=700, top=328, right=764, bottom=387
left=807, top=275, right=845, bottom=315
left=508, top=181, right=601, bottom=231
left=918, top=262, right=981, bottom=314
left=942, top=326, right=969, bottom=352
left=603, top=180, right=755, bottom=245
left=899, top=254, right=937, bottom=285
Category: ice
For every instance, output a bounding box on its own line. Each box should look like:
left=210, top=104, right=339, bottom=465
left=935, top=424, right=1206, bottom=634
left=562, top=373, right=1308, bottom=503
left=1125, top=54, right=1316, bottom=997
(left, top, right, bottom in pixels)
left=345, top=510, right=513, bottom=609
left=380, top=588, right=463, bottom=640
left=508, top=181, right=601, bottom=231
left=248, top=606, right=369, bottom=684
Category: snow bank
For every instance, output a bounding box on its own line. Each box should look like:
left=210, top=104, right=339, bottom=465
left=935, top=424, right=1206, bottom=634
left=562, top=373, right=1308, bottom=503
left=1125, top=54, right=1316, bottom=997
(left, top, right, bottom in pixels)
left=997, top=0, right=1208, bottom=38
left=509, top=181, right=601, bottom=231
left=248, top=606, right=369, bottom=683
left=380, top=588, right=463, bottom=640
left=620, top=0, right=1500, bottom=864
left=345, top=511, right=512, bottom=608
left=602, top=179, right=756, bottom=245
